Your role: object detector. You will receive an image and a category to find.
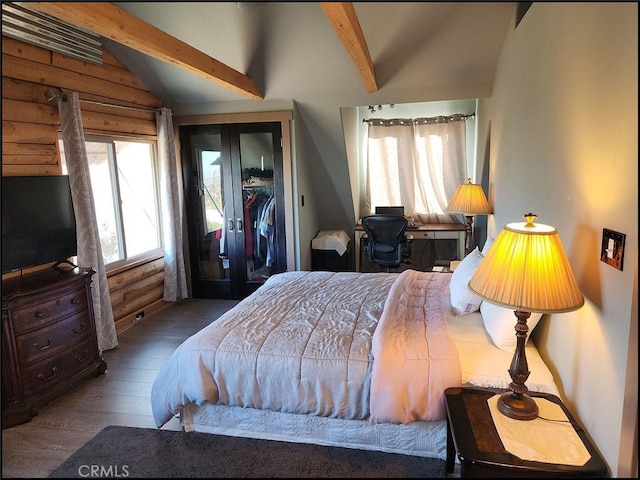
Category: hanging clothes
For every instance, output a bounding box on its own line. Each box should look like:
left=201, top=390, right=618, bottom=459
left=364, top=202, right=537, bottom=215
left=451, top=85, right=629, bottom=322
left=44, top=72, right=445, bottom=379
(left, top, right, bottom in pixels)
left=243, top=193, right=259, bottom=260
left=258, top=196, right=276, bottom=267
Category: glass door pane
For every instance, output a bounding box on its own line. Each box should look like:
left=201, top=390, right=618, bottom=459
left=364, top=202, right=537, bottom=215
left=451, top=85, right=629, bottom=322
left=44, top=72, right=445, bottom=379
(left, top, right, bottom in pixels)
left=199, top=147, right=226, bottom=281
left=181, top=126, right=237, bottom=298
left=238, top=131, right=276, bottom=283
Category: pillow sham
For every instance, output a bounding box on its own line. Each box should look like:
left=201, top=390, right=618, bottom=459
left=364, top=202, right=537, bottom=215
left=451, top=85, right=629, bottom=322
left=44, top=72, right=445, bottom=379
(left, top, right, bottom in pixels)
left=449, top=247, right=484, bottom=315
left=481, top=301, right=543, bottom=353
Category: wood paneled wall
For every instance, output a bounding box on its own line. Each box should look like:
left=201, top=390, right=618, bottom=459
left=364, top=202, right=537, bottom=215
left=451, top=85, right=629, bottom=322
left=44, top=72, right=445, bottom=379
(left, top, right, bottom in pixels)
left=2, top=36, right=168, bottom=334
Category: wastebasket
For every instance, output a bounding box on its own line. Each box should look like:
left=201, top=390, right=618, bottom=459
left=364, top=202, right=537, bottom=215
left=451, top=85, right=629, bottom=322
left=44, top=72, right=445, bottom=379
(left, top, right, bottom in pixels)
left=311, top=230, right=351, bottom=271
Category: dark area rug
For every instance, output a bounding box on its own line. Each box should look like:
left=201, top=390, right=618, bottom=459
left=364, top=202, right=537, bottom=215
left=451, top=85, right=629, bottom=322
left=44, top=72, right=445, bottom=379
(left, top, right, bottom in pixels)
left=48, top=426, right=446, bottom=478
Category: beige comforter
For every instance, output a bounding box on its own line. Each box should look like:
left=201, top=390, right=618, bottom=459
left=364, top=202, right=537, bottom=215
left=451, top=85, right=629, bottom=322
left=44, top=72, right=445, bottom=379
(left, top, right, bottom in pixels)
left=151, top=270, right=460, bottom=428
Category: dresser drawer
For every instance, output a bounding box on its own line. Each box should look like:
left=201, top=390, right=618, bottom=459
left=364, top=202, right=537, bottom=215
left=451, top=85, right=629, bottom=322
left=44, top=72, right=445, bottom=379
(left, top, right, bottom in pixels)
left=16, top=310, right=92, bottom=367
left=22, top=338, right=97, bottom=396
left=407, top=231, right=463, bottom=240
left=11, top=288, right=89, bottom=335
left=408, top=231, right=434, bottom=240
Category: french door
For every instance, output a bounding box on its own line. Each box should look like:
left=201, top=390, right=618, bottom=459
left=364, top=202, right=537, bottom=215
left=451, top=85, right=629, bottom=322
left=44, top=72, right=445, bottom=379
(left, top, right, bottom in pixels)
left=180, top=122, right=286, bottom=299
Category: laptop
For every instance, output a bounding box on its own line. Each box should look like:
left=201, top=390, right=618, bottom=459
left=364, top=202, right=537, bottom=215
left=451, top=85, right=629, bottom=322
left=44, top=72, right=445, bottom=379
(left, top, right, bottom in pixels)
left=375, top=206, right=404, bottom=216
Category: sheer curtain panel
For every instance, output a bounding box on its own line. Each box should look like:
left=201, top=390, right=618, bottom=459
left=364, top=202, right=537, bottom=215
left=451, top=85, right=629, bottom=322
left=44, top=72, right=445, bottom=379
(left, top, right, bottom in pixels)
left=156, top=107, right=189, bottom=301
left=365, top=116, right=468, bottom=224
left=56, top=91, right=118, bottom=351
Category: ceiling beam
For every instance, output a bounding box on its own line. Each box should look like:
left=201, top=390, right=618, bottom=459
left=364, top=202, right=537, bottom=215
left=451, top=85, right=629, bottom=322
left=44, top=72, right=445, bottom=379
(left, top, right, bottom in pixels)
left=320, top=2, right=378, bottom=93
left=25, top=2, right=263, bottom=100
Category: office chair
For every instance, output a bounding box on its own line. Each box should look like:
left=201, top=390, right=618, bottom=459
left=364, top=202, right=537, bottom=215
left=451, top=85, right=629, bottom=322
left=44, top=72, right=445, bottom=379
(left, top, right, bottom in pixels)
left=361, top=214, right=410, bottom=272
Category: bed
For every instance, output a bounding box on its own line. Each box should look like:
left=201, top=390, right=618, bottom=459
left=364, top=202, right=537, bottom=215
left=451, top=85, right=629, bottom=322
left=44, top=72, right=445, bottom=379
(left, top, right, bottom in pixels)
left=151, top=265, right=559, bottom=460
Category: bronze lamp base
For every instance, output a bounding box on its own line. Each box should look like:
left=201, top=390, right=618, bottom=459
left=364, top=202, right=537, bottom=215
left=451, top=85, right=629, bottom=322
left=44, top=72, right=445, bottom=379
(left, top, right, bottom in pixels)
left=497, top=391, right=539, bottom=420
left=498, top=310, right=539, bottom=421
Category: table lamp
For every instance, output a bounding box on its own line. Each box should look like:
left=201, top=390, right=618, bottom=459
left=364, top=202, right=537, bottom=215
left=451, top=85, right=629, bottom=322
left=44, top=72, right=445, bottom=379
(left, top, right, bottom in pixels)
left=446, top=178, right=492, bottom=255
left=468, top=213, right=584, bottom=420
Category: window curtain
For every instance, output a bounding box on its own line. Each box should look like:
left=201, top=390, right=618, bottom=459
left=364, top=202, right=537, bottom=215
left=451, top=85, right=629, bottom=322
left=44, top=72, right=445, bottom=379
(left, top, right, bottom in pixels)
left=56, top=91, right=118, bottom=351
left=365, top=116, right=467, bottom=224
left=155, top=107, right=188, bottom=301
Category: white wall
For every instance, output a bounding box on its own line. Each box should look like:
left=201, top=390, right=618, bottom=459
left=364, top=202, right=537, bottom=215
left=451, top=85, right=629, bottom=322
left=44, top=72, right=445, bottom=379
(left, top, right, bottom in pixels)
left=481, top=3, right=637, bottom=476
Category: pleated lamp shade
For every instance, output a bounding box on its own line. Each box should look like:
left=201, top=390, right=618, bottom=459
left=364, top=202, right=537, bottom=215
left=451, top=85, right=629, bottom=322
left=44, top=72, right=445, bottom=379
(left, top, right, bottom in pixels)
left=468, top=214, right=584, bottom=313
left=446, top=178, right=492, bottom=215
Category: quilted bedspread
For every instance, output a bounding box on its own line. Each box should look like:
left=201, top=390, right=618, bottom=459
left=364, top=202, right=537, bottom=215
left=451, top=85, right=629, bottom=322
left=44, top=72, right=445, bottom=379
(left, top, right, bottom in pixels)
left=151, top=270, right=460, bottom=428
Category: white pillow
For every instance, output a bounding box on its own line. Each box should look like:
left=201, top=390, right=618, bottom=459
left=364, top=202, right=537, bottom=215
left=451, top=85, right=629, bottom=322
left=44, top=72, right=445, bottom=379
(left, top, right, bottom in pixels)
left=449, top=247, right=484, bottom=315
left=481, top=236, right=495, bottom=255
left=481, top=301, right=543, bottom=353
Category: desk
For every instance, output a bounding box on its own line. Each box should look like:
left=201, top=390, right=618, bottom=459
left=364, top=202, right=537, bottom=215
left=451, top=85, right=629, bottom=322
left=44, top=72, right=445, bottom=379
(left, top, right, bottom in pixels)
left=354, top=223, right=466, bottom=272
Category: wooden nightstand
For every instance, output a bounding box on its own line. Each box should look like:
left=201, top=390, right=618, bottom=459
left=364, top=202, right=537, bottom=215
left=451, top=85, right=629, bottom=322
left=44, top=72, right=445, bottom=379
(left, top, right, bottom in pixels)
left=444, top=387, right=608, bottom=478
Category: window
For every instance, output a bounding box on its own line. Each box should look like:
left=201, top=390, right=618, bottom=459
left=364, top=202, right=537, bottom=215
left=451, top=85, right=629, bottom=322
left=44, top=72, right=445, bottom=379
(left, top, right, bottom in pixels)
left=59, top=136, right=162, bottom=266
left=363, top=116, right=469, bottom=224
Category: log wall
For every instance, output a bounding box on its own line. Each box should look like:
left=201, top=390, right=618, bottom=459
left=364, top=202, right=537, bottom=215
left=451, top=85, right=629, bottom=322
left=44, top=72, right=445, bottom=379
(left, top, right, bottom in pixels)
left=2, top=36, right=167, bottom=334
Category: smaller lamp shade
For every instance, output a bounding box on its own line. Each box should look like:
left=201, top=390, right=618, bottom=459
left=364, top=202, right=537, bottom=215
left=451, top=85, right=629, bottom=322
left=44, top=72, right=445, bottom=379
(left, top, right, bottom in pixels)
left=468, top=214, right=584, bottom=313
left=446, top=178, right=492, bottom=216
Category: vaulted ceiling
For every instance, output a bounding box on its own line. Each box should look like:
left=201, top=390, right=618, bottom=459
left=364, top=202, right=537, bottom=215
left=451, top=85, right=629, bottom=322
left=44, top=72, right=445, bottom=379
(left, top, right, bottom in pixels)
left=25, top=2, right=517, bottom=110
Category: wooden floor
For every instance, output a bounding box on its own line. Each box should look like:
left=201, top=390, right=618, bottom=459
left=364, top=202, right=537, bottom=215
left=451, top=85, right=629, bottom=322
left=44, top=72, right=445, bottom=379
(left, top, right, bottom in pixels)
left=1, top=298, right=239, bottom=478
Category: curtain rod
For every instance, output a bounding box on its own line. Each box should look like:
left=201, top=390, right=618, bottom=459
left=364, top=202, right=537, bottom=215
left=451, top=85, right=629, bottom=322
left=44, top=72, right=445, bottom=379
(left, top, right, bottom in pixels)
left=363, top=112, right=475, bottom=124
left=45, top=89, right=160, bottom=113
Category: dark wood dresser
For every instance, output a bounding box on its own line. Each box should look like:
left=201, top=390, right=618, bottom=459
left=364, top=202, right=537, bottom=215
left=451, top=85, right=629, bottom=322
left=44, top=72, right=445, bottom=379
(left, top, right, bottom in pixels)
left=2, top=266, right=107, bottom=428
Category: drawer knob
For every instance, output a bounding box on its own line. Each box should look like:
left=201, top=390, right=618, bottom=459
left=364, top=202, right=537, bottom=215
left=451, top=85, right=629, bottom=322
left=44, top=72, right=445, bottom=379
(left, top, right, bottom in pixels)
left=71, top=298, right=79, bottom=304
left=37, top=367, right=58, bottom=382
left=72, top=323, right=86, bottom=334
left=33, top=338, right=52, bottom=351
left=35, top=311, right=45, bottom=318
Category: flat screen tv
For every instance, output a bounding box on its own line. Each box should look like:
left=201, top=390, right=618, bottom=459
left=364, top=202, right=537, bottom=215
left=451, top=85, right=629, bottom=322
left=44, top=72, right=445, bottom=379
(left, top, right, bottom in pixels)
left=2, top=175, right=78, bottom=274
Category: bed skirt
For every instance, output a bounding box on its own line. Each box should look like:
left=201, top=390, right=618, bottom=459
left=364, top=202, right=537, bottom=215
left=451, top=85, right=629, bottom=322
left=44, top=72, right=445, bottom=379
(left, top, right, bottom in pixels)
left=181, top=403, right=447, bottom=460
